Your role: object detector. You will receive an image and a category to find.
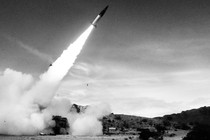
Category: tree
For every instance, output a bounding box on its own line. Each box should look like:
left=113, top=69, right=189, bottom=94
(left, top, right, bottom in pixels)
left=155, top=124, right=166, bottom=134
left=183, top=124, right=210, bottom=140
left=139, top=129, right=163, bottom=140
left=115, top=115, right=122, bottom=120
left=52, top=116, right=69, bottom=135
left=123, top=121, right=129, bottom=128
left=139, top=129, right=151, bottom=140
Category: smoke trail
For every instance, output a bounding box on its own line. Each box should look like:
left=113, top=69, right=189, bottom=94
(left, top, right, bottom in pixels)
left=2, top=35, right=53, bottom=63
left=0, top=25, right=111, bottom=136
left=0, top=25, right=96, bottom=135
left=27, top=25, right=94, bottom=107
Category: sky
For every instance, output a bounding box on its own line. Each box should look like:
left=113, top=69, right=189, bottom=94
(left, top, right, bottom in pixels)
left=1, top=0, right=210, bottom=117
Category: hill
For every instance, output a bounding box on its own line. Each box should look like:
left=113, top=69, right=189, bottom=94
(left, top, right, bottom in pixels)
left=101, top=106, right=210, bottom=135
left=69, top=104, right=210, bottom=131
left=48, top=104, right=210, bottom=139
left=161, top=106, right=210, bottom=126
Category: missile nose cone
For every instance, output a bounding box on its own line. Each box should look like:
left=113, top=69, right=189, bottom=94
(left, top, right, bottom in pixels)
left=91, top=5, right=109, bottom=27
left=104, top=5, right=109, bottom=10
left=99, top=5, right=109, bottom=17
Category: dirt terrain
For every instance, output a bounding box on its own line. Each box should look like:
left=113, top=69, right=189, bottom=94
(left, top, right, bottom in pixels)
left=0, top=135, right=138, bottom=140
left=164, top=130, right=188, bottom=140
left=0, top=131, right=188, bottom=140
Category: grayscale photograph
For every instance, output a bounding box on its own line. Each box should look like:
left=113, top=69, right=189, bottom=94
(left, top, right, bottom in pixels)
left=0, top=0, right=210, bottom=140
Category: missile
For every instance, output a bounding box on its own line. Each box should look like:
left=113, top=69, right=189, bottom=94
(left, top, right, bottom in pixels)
left=91, top=5, right=109, bottom=27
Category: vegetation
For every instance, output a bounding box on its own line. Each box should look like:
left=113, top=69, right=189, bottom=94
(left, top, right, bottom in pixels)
left=183, top=124, right=210, bottom=140
left=138, top=128, right=163, bottom=140
left=52, top=115, right=69, bottom=135
left=68, top=104, right=210, bottom=139
left=162, top=106, right=210, bottom=126
left=101, top=106, right=210, bottom=139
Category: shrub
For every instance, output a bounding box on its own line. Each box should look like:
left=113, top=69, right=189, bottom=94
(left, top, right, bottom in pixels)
left=183, top=124, right=210, bottom=140
left=139, top=129, right=163, bottom=140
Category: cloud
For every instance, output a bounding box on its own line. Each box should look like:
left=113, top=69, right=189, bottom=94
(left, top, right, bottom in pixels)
left=109, top=97, right=182, bottom=117
left=86, top=37, right=210, bottom=74
left=56, top=61, right=210, bottom=117
left=69, top=62, right=104, bottom=79
left=3, top=35, right=53, bottom=63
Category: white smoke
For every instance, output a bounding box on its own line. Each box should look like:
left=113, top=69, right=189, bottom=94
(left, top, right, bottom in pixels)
left=71, top=103, right=111, bottom=136
left=26, top=25, right=94, bottom=107
left=0, top=25, right=111, bottom=135
left=72, top=116, right=102, bottom=136
left=0, top=69, right=45, bottom=135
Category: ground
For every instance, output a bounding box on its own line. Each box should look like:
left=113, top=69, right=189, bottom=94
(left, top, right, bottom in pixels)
left=0, top=130, right=188, bottom=140
left=164, top=130, right=189, bottom=140
left=0, top=135, right=138, bottom=140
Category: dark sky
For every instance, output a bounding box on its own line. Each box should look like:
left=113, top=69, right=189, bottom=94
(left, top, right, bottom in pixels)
left=1, top=0, right=210, bottom=117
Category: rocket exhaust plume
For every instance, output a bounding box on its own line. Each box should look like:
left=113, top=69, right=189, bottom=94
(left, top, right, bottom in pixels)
left=48, top=25, right=94, bottom=82
left=0, top=25, right=99, bottom=135
left=27, top=25, right=94, bottom=107
left=0, top=6, right=110, bottom=136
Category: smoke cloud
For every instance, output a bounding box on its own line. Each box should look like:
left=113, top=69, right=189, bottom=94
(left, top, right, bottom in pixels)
left=0, top=25, right=111, bottom=135
left=3, top=35, right=53, bottom=63
left=70, top=103, right=111, bottom=136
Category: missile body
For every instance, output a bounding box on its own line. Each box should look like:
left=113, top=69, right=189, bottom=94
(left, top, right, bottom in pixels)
left=91, top=5, right=109, bottom=27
